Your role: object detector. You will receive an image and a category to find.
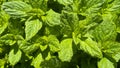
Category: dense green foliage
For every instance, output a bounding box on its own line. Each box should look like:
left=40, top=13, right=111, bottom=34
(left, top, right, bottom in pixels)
left=1, top=0, right=120, bottom=68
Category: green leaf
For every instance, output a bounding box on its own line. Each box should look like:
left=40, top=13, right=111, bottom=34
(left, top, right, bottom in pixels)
left=48, top=35, right=60, bottom=52
left=72, top=32, right=81, bottom=45
left=27, top=8, right=45, bottom=17
left=45, top=52, right=52, bottom=60
left=112, top=53, right=120, bottom=62
left=0, top=11, right=9, bottom=35
left=59, top=0, right=81, bottom=13
left=31, top=53, right=44, bottom=68
left=57, top=0, right=73, bottom=5
left=8, top=49, right=22, bottom=66
left=107, top=0, right=120, bottom=13
left=0, top=59, right=6, bottom=68
left=98, top=58, right=114, bottom=68
left=58, top=38, right=73, bottom=62
left=84, top=0, right=103, bottom=14
left=0, top=22, right=8, bottom=34
left=61, top=12, right=79, bottom=36
left=0, top=34, right=16, bottom=45
left=42, top=9, right=61, bottom=26
left=40, top=45, right=48, bottom=52
left=92, top=14, right=117, bottom=42
left=80, top=0, right=103, bottom=14
left=61, top=0, right=103, bottom=14
left=25, top=19, right=42, bottom=41
left=102, top=41, right=120, bottom=62
left=0, top=34, right=23, bottom=46
left=80, top=37, right=103, bottom=58
left=18, top=40, right=39, bottom=54
left=2, top=1, right=32, bottom=18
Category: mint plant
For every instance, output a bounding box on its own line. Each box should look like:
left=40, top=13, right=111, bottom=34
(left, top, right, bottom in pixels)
left=1, top=0, right=120, bottom=68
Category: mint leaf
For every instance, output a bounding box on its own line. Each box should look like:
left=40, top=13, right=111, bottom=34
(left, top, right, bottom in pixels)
left=0, top=11, right=9, bottom=35
left=107, top=0, right=120, bottom=13
left=0, top=34, right=16, bottom=46
left=2, top=1, right=32, bottom=18
left=72, top=32, right=81, bottom=45
left=40, top=45, right=48, bottom=52
left=0, top=59, right=6, bottom=68
left=58, top=38, right=73, bottom=62
left=31, top=53, right=44, bottom=68
left=92, top=14, right=117, bottom=42
left=42, top=9, right=61, bottom=26
left=98, top=58, right=114, bottom=68
left=25, top=19, right=42, bottom=41
left=0, top=34, right=24, bottom=46
left=61, top=12, right=79, bottom=36
left=57, top=0, right=73, bottom=5
left=18, top=40, right=39, bottom=54
left=102, top=41, right=120, bottom=62
left=8, top=49, right=22, bottom=66
left=48, top=35, right=60, bottom=52
left=83, top=0, right=103, bottom=14
left=80, top=37, right=103, bottom=58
